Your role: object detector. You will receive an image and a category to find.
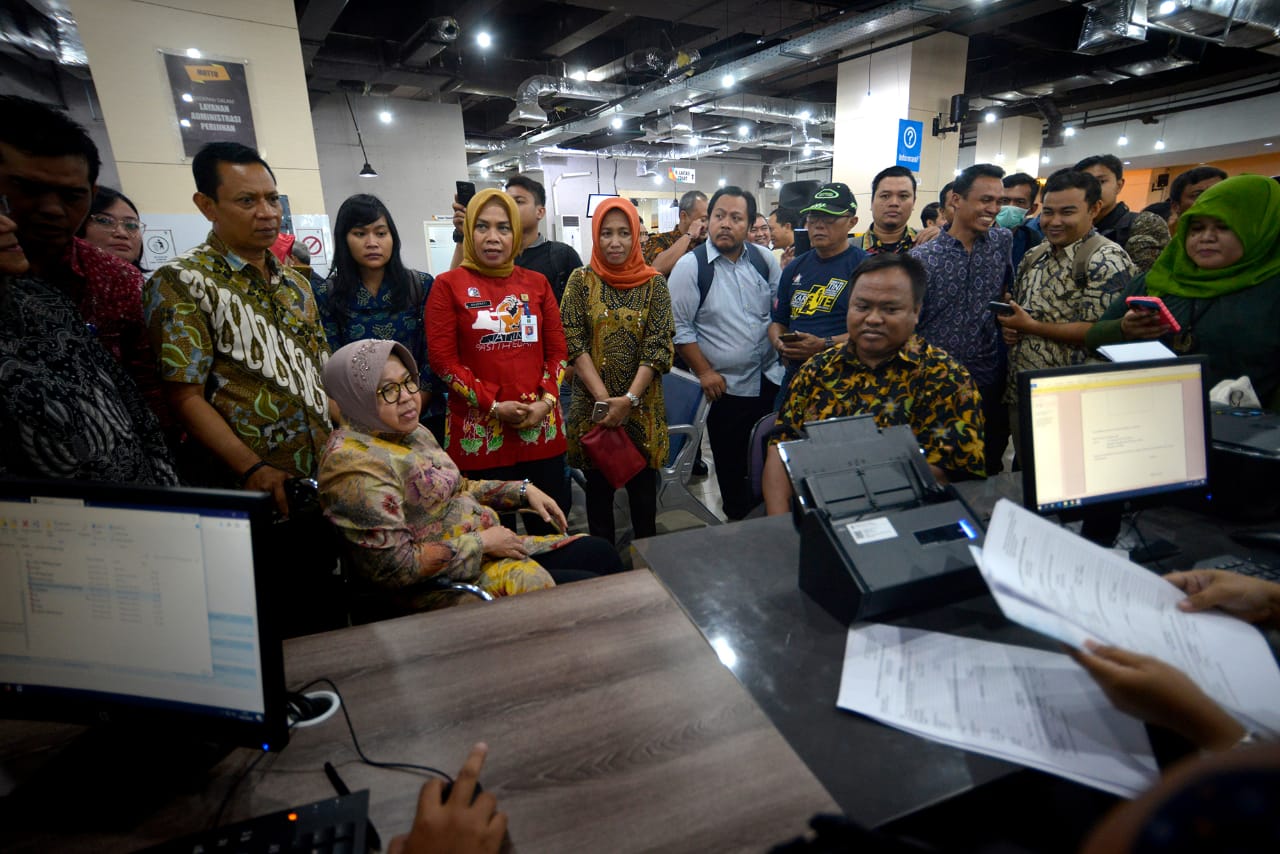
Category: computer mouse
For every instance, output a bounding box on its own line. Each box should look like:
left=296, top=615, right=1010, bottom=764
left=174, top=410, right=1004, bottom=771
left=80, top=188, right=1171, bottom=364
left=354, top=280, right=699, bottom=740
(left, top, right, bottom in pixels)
left=1231, top=530, right=1280, bottom=553
left=440, top=779, right=484, bottom=805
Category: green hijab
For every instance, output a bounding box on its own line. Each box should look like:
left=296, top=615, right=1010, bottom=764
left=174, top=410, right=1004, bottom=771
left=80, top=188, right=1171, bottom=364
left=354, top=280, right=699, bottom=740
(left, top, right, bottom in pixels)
left=1144, top=174, right=1280, bottom=299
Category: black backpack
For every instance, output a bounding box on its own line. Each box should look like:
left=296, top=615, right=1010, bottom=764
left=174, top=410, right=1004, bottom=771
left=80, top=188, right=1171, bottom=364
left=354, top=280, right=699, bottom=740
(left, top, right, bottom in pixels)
left=690, top=241, right=773, bottom=313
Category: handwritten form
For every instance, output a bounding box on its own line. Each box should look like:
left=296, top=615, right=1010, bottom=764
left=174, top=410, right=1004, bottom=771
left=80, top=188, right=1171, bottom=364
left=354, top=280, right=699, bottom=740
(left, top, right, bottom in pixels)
left=839, top=625, right=1159, bottom=797
left=976, top=499, right=1280, bottom=736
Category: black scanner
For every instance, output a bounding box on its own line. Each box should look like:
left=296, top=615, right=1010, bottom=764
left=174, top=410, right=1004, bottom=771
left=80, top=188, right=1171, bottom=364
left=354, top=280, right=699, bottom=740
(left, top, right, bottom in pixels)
left=779, top=415, right=986, bottom=624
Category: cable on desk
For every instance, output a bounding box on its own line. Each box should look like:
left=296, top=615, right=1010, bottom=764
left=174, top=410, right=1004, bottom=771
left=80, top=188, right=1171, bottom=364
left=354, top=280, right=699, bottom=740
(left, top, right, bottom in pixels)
left=292, top=676, right=455, bottom=782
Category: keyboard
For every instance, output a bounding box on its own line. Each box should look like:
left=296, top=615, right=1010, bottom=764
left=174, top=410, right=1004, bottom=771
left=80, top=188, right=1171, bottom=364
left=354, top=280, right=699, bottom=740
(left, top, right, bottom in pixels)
left=1193, top=554, right=1280, bottom=583
left=139, top=790, right=368, bottom=854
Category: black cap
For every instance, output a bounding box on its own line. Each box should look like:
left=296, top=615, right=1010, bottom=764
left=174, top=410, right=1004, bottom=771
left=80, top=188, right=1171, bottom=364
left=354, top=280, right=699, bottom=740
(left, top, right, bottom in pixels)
left=800, top=182, right=857, bottom=217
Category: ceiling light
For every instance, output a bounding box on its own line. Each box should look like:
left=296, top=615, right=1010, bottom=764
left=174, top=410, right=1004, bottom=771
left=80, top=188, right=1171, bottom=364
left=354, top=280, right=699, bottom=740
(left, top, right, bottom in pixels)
left=1123, top=160, right=1131, bottom=166
left=185, top=48, right=202, bottom=59
left=653, top=174, right=663, bottom=186
left=181, top=92, right=193, bottom=103
left=1266, top=142, right=1275, bottom=147
left=570, top=69, right=586, bottom=81
left=803, top=145, right=812, bottom=156
left=476, top=31, right=492, bottom=49
left=378, top=110, right=392, bottom=124
left=1064, top=126, right=1076, bottom=138
left=1157, top=1, right=1177, bottom=15
left=359, top=162, right=378, bottom=178
left=345, top=93, right=378, bottom=179
left=1041, top=154, right=1050, bottom=164
left=772, top=180, right=782, bottom=189
left=717, top=177, right=727, bottom=187
left=1154, top=139, right=1166, bottom=150
left=984, top=112, right=997, bottom=123
left=798, top=110, right=811, bottom=122
left=611, top=116, right=623, bottom=129
left=1117, top=135, right=1129, bottom=146
left=738, top=123, right=749, bottom=137
left=721, top=73, right=735, bottom=89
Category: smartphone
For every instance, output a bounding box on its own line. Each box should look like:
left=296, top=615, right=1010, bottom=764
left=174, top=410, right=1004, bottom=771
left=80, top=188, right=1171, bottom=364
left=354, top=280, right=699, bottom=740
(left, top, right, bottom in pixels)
left=987, top=300, right=1015, bottom=317
left=779, top=332, right=802, bottom=343
left=792, top=228, right=811, bottom=256
left=1125, top=295, right=1182, bottom=332
left=591, top=400, right=610, bottom=423
left=456, top=180, right=477, bottom=207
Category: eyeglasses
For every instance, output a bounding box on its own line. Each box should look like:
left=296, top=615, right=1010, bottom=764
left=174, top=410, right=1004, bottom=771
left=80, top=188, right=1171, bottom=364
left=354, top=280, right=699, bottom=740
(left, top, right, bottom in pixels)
left=87, top=213, right=144, bottom=233
left=376, top=375, right=420, bottom=404
left=805, top=214, right=850, bottom=228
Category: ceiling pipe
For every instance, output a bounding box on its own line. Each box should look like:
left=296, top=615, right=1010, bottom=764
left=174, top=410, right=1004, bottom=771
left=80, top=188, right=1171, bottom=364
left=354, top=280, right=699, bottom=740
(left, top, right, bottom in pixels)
left=694, top=94, right=836, bottom=126
left=508, top=75, right=634, bottom=126
left=399, top=16, right=460, bottom=66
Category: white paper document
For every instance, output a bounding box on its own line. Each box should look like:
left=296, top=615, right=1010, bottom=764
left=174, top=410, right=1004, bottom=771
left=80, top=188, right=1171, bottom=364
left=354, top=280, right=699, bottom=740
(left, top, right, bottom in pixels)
left=975, top=499, right=1280, bottom=736
left=1097, top=341, right=1177, bottom=362
left=838, top=624, right=1159, bottom=798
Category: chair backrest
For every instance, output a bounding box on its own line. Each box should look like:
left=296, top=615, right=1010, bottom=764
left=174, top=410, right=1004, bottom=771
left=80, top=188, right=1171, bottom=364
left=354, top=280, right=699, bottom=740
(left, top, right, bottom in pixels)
left=747, top=411, right=778, bottom=503
left=663, top=367, right=710, bottom=467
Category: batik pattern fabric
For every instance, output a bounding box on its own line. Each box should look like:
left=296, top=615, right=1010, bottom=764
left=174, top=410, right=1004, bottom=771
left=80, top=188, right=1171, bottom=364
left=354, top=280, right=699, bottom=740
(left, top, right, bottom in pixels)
left=312, top=269, right=446, bottom=421
left=0, top=274, right=177, bottom=485
left=319, top=424, right=580, bottom=611
left=773, top=335, right=985, bottom=478
left=144, top=231, right=331, bottom=481
left=560, top=266, right=674, bottom=470
left=1096, top=202, right=1171, bottom=275
left=1004, top=233, right=1135, bottom=404
left=425, top=265, right=568, bottom=469
left=910, top=225, right=1014, bottom=388
left=858, top=226, right=918, bottom=256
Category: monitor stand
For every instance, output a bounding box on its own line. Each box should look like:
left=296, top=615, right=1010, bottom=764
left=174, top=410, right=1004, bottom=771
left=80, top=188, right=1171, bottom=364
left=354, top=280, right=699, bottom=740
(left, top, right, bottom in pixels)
left=0, top=724, right=235, bottom=831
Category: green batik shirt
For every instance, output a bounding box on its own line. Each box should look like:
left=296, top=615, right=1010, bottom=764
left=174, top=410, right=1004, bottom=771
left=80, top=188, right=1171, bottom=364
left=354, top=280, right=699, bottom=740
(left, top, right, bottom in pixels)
left=773, top=335, right=986, bottom=478
left=858, top=225, right=918, bottom=256
left=144, top=231, right=332, bottom=480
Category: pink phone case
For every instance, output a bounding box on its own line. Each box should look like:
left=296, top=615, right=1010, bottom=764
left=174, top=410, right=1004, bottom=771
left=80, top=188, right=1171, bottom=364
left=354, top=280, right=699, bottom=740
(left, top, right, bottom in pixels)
left=1125, top=296, right=1181, bottom=333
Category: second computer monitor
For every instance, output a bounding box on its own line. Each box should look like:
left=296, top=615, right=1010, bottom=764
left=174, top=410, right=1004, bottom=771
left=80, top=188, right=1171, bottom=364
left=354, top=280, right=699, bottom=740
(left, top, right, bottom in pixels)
left=1017, top=357, right=1210, bottom=515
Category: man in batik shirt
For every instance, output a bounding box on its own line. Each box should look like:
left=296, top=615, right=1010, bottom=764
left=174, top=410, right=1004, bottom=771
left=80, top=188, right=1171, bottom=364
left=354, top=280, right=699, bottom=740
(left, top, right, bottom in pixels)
left=762, top=253, right=984, bottom=515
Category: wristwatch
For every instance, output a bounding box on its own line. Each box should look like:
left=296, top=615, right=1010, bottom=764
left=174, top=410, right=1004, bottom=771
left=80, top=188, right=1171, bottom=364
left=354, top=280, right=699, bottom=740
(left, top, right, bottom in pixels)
left=625, top=392, right=641, bottom=408
left=824, top=336, right=834, bottom=349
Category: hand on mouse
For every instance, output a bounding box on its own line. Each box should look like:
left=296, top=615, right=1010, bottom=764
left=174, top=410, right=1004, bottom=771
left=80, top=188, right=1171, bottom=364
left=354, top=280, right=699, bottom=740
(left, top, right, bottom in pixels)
left=388, top=743, right=508, bottom=854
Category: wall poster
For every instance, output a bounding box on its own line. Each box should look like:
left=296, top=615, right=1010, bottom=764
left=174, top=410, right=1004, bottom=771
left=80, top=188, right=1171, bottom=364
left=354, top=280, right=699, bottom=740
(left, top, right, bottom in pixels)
left=162, top=51, right=257, bottom=157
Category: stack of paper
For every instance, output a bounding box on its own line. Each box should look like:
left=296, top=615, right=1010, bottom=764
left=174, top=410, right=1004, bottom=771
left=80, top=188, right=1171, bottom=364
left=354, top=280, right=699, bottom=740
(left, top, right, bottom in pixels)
left=838, top=624, right=1159, bottom=798
left=974, top=499, right=1280, bottom=737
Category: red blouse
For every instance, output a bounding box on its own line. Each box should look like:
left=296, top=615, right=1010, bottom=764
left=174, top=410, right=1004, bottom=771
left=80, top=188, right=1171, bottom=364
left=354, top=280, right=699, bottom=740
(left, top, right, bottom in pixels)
left=426, top=265, right=567, bottom=469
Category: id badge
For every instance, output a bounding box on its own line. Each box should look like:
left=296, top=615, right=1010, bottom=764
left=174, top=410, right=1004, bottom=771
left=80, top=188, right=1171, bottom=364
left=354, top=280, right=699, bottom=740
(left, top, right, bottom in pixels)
left=520, top=313, right=539, bottom=343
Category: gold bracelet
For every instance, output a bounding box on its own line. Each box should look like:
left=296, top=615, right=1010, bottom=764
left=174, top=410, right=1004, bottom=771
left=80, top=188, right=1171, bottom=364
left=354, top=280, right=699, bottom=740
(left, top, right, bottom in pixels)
left=541, top=393, right=557, bottom=408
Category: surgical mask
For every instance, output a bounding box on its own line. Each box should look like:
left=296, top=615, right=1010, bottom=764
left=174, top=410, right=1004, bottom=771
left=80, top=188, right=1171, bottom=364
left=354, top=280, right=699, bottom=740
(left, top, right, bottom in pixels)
left=995, top=205, right=1027, bottom=229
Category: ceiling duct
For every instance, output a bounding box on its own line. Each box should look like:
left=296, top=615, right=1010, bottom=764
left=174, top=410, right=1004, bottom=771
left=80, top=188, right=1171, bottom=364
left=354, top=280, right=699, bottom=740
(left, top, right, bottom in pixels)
left=508, top=75, right=634, bottom=126
left=637, top=159, right=659, bottom=177
left=0, top=0, right=87, bottom=67
left=399, top=16, right=460, bottom=66
left=1148, top=1, right=1280, bottom=48
left=695, top=95, right=836, bottom=126
left=1077, top=0, right=1148, bottom=55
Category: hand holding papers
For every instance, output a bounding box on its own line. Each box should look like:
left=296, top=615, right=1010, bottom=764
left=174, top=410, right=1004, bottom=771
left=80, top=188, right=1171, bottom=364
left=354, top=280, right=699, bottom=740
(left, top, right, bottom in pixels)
left=975, top=499, right=1280, bottom=737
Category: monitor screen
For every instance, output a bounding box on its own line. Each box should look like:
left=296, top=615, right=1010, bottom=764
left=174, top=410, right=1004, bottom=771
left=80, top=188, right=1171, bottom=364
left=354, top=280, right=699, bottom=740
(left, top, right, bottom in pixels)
left=1018, top=357, right=1210, bottom=514
left=0, top=480, right=289, bottom=751
left=586, top=193, right=619, bottom=217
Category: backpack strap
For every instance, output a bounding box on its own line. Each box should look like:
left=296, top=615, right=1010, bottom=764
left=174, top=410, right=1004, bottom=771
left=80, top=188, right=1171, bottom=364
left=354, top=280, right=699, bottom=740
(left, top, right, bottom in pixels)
left=1071, top=233, right=1108, bottom=288
left=692, top=242, right=773, bottom=311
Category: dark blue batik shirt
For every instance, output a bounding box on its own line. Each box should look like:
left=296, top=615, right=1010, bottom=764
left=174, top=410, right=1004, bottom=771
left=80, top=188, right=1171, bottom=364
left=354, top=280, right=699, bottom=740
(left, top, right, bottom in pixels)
left=910, top=225, right=1014, bottom=388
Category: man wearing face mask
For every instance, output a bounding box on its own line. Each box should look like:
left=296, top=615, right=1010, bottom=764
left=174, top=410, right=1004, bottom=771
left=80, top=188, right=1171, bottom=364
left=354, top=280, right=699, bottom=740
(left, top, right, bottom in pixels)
left=999, top=173, right=1043, bottom=269
left=996, top=169, right=1135, bottom=460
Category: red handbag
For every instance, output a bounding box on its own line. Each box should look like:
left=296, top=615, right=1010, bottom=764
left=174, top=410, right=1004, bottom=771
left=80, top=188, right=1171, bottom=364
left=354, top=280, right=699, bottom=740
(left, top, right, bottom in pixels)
left=580, top=425, right=647, bottom=489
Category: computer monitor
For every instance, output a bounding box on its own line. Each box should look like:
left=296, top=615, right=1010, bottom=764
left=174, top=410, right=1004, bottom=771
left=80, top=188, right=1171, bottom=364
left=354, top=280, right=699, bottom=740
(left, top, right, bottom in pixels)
left=0, top=479, right=289, bottom=752
left=586, top=193, right=619, bottom=216
left=1018, top=356, right=1210, bottom=519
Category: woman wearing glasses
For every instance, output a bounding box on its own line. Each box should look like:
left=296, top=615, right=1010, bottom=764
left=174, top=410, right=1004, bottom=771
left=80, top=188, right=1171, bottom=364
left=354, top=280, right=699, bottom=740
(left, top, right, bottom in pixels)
left=318, top=339, right=620, bottom=616
left=78, top=187, right=145, bottom=269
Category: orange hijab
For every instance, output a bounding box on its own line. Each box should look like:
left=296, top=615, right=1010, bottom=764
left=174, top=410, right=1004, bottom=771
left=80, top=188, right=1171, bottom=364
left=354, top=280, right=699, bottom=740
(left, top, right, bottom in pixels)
left=461, top=189, right=523, bottom=278
left=590, top=197, right=658, bottom=290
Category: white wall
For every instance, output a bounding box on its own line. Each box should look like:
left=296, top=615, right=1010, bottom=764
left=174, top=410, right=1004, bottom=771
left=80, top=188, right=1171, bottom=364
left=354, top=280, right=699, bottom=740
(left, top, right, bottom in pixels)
left=312, top=94, right=468, bottom=273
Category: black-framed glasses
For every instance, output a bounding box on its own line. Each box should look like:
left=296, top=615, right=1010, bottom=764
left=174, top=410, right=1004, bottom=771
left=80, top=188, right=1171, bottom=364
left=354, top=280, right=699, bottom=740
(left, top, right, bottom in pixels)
left=88, top=213, right=144, bottom=233
left=377, top=375, right=420, bottom=403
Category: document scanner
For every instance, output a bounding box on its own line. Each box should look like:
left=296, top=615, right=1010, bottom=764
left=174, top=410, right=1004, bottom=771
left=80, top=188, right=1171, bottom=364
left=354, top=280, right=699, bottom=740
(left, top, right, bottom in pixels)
left=778, top=415, right=986, bottom=623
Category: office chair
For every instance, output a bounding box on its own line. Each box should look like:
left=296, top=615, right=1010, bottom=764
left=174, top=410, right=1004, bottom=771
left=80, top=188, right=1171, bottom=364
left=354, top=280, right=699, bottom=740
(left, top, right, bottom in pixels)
left=658, top=367, right=722, bottom=527
left=747, top=410, right=779, bottom=507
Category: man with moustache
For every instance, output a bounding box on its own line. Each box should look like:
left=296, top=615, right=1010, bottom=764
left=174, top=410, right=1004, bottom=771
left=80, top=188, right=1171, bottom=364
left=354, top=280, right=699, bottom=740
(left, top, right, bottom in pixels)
left=911, top=163, right=1014, bottom=474
left=145, top=142, right=331, bottom=515
left=859, top=166, right=918, bottom=255
left=670, top=185, right=782, bottom=519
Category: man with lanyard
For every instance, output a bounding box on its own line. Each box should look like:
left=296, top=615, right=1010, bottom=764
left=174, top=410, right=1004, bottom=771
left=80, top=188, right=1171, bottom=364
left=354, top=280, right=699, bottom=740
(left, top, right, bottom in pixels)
left=670, top=185, right=782, bottom=520
left=999, top=172, right=1044, bottom=269
left=645, top=189, right=708, bottom=277
left=768, top=182, right=867, bottom=404
left=504, top=174, right=582, bottom=304
left=1075, top=154, right=1170, bottom=274
left=996, top=169, right=1135, bottom=461
left=145, top=142, right=331, bottom=516
left=910, top=163, right=1013, bottom=475
left=859, top=166, right=918, bottom=255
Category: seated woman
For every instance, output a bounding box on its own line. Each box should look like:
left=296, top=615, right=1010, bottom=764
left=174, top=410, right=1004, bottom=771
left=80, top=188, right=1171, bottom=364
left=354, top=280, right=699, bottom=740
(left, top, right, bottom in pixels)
left=318, top=339, right=620, bottom=616
left=1086, top=174, right=1280, bottom=408
left=560, top=197, right=673, bottom=545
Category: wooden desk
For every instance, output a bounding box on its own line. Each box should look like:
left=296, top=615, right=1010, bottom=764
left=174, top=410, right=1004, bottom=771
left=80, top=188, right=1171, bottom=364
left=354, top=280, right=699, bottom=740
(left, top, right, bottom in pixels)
left=0, top=571, right=837, bottom=853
